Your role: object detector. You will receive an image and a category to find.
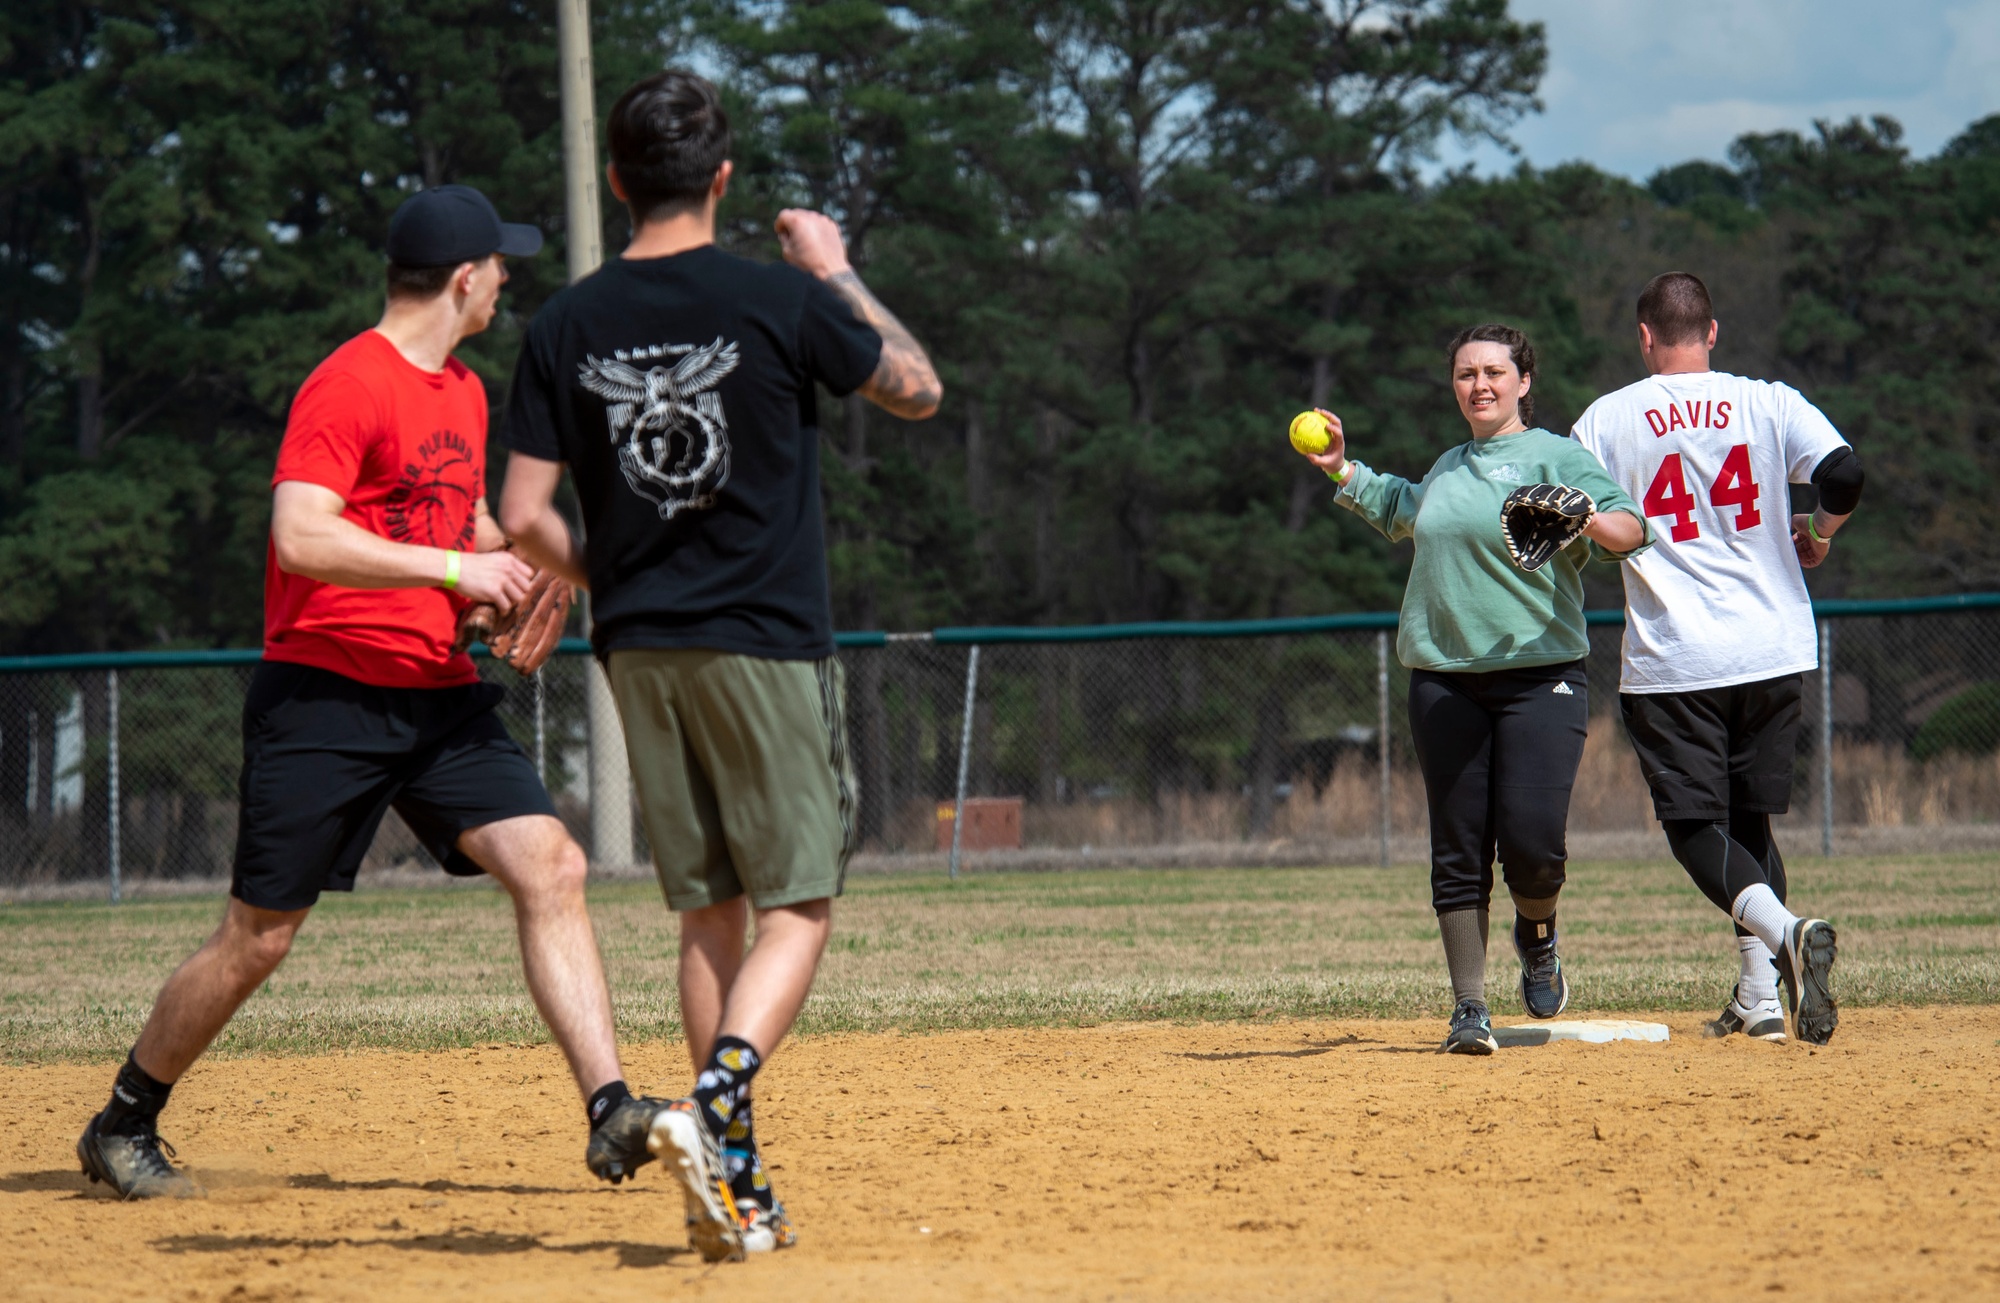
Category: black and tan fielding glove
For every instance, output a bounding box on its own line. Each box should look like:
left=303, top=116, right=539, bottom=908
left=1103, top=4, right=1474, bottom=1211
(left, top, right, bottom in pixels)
left=1499, top=483, right=1595, bottom=573
left=451, top=567, right=573, bottom=676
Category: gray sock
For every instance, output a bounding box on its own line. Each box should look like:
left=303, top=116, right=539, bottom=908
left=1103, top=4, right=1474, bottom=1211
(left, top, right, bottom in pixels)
left=1509, top=889, right=1557, bottom=921
left=1509, top=889, right=1558, bottom=949
left=1439, top=908, right=1490, bottom=1006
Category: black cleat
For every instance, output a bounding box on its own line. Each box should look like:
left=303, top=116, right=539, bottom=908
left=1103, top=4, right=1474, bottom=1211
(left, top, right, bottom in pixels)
left=586, top=1094, right=668, bottom=1184
left=1778, top=919, right=1839, bottom=1045
left=1443, top=999, right=1498, bottom=1055
left=1514, top=922, right=1570, bottom=1020
left=77, top=1113, right=201, bottom=1200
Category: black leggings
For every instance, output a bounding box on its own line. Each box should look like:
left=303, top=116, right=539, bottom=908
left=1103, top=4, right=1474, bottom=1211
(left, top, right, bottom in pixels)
left=1662, top=811, right=1788, bottom=934
left=1409, top=661, right=1590, bottom=915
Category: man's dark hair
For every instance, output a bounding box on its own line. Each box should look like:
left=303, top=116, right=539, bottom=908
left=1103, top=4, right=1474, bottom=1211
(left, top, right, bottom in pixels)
left=607, top=69, right=731, bottom=222
left=1636, top=271, right=1714, bottom=347
left=1446, top=323, right=1538, bottom=426
left=385, top=261, right=457, bottom=301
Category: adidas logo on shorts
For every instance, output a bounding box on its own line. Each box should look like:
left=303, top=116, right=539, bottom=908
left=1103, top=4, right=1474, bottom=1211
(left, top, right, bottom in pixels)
left=1552, top=682, right=1574, bottom=695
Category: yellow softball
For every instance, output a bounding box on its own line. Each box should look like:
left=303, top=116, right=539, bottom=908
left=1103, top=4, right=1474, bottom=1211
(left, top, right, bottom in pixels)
left=1288, top=409, right=1332, bottom=456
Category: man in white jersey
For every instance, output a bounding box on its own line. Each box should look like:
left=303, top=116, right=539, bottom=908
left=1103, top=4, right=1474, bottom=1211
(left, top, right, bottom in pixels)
left=1571, top=271, right=1866, bottom=1047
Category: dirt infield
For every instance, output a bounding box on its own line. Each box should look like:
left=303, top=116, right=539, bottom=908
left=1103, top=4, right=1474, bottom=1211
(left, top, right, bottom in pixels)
left=4, top=1009, right=1996, bottom=1302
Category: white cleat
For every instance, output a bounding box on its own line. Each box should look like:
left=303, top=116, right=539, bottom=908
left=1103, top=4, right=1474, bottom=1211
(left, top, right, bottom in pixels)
left=1703, top=986, right=1787, bottom=1042
left=648, top=1099, right=746, bottom=1264
left=736, top=1200, right=797, bottom=1253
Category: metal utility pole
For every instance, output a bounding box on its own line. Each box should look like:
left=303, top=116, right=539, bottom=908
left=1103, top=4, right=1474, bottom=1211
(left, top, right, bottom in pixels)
left=1377, top=631, right=1391, bottom=870
left=558, top=0, right=632, bottom=870
left=107, top=669, right=121, bottom=903
left=1819, top=620, right=1834, bottom=856
left=948, top=645, right=981, bottom=881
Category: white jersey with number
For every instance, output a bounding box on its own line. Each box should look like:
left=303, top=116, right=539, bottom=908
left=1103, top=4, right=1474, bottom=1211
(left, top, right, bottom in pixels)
left=1571, top=371, right=1848, bottom=694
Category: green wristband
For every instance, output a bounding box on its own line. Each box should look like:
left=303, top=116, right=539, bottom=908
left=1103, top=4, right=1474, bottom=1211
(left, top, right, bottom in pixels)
left=1328, top=461, right=1354, bottom=485
left=442, top=550, right=461, bottom=590
left=1806, top=515, right=1829, bottom=545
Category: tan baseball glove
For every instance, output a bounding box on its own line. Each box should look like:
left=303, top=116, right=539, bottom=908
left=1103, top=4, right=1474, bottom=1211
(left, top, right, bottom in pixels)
left=452, top=566, right=573, bottom=676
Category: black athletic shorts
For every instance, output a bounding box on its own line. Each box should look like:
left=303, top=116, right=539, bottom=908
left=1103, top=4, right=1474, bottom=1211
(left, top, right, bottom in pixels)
left=1619, top=674, right=1802, bottom=821
left=230, top=660, right=557, bottom=911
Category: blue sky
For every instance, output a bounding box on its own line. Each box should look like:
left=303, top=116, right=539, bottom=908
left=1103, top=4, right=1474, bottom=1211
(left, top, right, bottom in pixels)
left=1436, top=0, right=2000, bottom=179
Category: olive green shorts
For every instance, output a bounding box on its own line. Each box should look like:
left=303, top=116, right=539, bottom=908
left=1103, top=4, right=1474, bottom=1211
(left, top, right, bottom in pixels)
left=608, top=649, right=857, bottom=912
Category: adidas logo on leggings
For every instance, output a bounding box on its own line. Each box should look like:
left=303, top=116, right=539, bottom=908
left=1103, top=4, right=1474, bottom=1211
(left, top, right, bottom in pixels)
left=1552, top=682, right=1574, bottom=695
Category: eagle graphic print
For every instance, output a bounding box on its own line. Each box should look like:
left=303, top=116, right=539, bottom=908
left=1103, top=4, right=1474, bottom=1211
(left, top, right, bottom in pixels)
left=577, top=337, right=741, bottom=519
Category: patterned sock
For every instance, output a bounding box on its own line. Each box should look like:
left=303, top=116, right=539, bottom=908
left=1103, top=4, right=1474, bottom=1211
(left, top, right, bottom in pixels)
left=101, top=1051, right=173, bottom=1135
left=724, top=1094, right=776, bottom=1213
left=692, top=1036, right=762, bottom=1141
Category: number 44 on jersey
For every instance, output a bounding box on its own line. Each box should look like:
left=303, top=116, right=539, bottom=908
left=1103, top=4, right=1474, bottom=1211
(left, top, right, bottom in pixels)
left=1642, top=444, right=1761, bottom=542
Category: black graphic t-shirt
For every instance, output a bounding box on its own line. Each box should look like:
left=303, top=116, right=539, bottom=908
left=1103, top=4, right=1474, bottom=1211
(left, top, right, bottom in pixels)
left=501, top=246, right=881, bottom=659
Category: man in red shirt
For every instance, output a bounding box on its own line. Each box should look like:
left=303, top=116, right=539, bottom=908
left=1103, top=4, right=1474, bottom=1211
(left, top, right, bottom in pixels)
left=76, top=186, right=666, bottom=1199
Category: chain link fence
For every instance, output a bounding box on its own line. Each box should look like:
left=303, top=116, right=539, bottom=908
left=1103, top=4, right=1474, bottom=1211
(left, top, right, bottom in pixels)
left=0, top=654, right=603, bottom=895
left=4, top=597, right=1998, bottom=895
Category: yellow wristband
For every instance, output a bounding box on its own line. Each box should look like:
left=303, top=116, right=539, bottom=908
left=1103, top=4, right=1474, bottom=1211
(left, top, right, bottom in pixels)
left=1328, top=461, right=1354, bottom=485
left=1806, top=515, right=1829, bottom=545
left=442, top=550, right=461, bottom=590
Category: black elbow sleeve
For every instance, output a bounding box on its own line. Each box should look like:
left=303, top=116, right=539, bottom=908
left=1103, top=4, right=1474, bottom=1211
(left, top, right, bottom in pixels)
left=1811, top=447, right=1865, bottom=515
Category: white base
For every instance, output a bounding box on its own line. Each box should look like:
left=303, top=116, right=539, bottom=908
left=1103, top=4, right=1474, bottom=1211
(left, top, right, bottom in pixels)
left=1493, top=1019, right=1670, bottom=1047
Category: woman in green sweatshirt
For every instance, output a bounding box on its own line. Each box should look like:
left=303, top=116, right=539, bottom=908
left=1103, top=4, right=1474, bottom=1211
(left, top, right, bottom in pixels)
left=1298, top=323, right=1648, bottom=1054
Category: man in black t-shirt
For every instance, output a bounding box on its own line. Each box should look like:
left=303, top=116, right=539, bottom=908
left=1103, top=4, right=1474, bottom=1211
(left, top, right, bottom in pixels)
left=498, top=69, right=939, bottom=1263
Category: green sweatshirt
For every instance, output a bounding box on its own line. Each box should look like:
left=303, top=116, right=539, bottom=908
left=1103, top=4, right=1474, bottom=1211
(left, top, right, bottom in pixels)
left=1335, top=428, right=1649, bottom=673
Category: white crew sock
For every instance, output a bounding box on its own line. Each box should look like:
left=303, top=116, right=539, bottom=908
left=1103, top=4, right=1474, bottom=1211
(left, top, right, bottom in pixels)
left=1730, top=884, right=1800, bottom=958
left=1737, top=934, right=1779, bottom=1005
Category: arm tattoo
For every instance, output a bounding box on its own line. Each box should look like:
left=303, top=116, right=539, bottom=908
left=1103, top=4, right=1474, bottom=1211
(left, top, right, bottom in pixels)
left=826, top=270, right=942, bottom=419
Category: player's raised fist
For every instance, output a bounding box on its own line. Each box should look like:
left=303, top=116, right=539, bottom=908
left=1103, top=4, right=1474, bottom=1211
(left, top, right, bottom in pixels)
left=775, top=210, right=851, bottom=280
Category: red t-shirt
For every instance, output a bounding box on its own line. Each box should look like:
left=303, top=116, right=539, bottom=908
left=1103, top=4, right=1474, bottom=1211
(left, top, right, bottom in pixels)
left=265, top=331, right=486, bottom=688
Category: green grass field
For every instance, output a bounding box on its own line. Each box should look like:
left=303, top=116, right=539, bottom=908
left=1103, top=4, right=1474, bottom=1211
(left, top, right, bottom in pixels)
left=2, top=855, right=1995, bottom=1064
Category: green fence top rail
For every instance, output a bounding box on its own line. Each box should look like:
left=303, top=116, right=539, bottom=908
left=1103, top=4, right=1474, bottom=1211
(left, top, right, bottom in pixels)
left=3, top=592, right=1996, bottom=672
left=931, top=612, right=1401, bottom=643
left=943, top=592, right=2000, bottom=641
left=1807, top=592, right=2000, bottom=617
left=0, top=630, right=885, bottom=673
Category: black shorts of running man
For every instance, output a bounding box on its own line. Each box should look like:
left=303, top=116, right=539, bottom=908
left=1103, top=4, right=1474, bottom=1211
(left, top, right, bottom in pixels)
left=230, top=661, right=558, bottom=912
left=1619, top=674, right=1802, bottom=822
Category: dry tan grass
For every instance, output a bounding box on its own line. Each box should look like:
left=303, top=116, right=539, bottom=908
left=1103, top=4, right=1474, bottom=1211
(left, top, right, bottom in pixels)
left=1829, top=741, right=2000, bottom=827
left=898, top=725, right=2000, bottom=852
left=1, top=853, right=1994, bottom=1064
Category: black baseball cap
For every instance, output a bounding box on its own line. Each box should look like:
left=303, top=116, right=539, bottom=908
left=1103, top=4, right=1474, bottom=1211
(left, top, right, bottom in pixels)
left=386, top=185, right=543, bottom=267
